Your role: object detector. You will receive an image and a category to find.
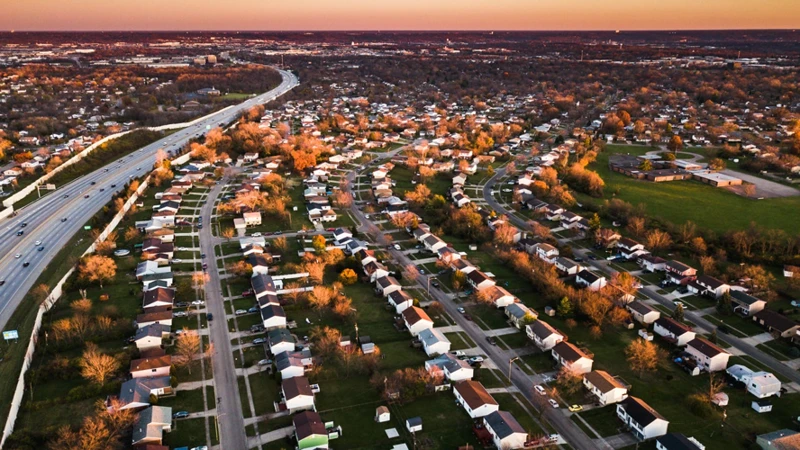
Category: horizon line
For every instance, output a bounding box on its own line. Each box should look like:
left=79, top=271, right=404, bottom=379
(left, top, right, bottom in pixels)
left=2, top=27, right=799, bottom=33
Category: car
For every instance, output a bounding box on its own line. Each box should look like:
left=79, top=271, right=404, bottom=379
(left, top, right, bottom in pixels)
left=34, top=241, right=41, bottom=246
left=84, top=195, right=90, bottom=198
left=419, top=269, right=426, bottom=275
left=450, top=350, right=466, bottom=357
left=257, top=359, right=272, bottom=366
left=252, top=338, right=267, bottom=345
left=38, top=246, right=44, bottom=251
left=468, top=356, right=484, bottom=364
left=99, top=188, right=105, bottom=192
left=191, top=300, right=205, bottom=305
left=172, top=258, right=183, bottom=263
left=486, top=336, right=497, bottom=346
left=20, top=222, right=27, bottom=227
left=250, top=325, right=265, bottom=333
left=431, top=281, right=440, bottom=288
left=393, top=244, right=402, bottom=250
left=61, top=218, right=68, bottom=222
left=587, top=253, right=598, bottom=261
left=110, top=184, right=116, bottom=188
left=464, top=314, right=473, bottom=321
left=573, top=257, right=583, bottom=262
left=251, top=232, right=262, bottom=237
left=502, top=188, right=513, bottom=193
left=248, top=306, right=259, bottom=314
left=568, top=404, right=583, bottom=412
left=175, top=302, right=190, bottom=308
left=206, top=313, right=213, bottom=321
left=201, top=253, right=207, bottom=259
left=242, top=290, right=253, bottom=297
left=792, top=300, right=800, bottom=308
left=273, top=230, right=282, bottom=235
left=16, top=231, right=23, bottom=236
left=457, top=307, right=466, bottom=314
left=548, top=399, right=559, bottom=408
left=22, top=262, right=30, bottom=267
left=197, top=223, right=203, bottom=228
left=534, top=385, right=547, bottom=395
left=326, top=228, right=335, bottom=232
left=173, top=411, right=190, bottom=419
left=235, top=309, right=248, bottom=315
left=136, top=167, right=141, bottom=170
left=0, top=281, right=5, bottom=286
left=104, top=169, right=109, bottom=172
left=546, top=434, right=561, bottom=443
left=14, top=254, right=21, bottom=258
left=189, top=446, right=208, bottom=450
left=62, top=194, right=69, bottom=198
left=90, top=181, right=96, bottom=185
left=173, top=311, right=187, bottom=317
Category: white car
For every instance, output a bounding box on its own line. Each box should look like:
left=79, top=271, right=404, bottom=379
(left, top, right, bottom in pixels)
left=548, top=399, right=559, bottom=408
left=173, top=311, right=187, bottom=317
left=450, top=350, right=466, bottom=357
left=502, top=189, right=513, bottom=193
left=251, top=232, right=262, bottom=237
left=468, top=356, right=484, bottom=364
left=172, top=258, right=183, bottom=263
left=393, top=244, right=401, bottom=251
left=190, top=446, right=208, bottom=450
left=14, top=253, right=21, bottom=258
left=235, top=309, right=248, bottom=315
left=534, top=385, right=546, bottom=396
left=34, top=240, right=42, bottom=246
left=191, top=300, right=205, bottom=306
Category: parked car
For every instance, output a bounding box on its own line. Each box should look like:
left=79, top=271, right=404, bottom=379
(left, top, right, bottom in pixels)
left=189, top=446, right=208, bottom=450
left=457, top=307, right=466, bottom=314
left=175, top=302, right=190, bottom=308
left=534, top=385, right=546, bottom=395
left=486, top=336, right=497, bottom=346
left=191, top=300, right=205, bottom=306
left=235, top=309, right=248, bottom=315
left=206, top=313, right=213, bottom=321
left=257, top=359, right=272, bottom=366
left=468, top=356, right=484, bottom=364
left=252, top=338, right=267, bottom=345
left=242, top=290, right=253, bottom=297
left=173, top=411, right=190, bottom=419
left=173, top=311, right=187, bottom=317
left=172, top=258, right=183, bottom=263
left=568, top=404, right=583, bottom=412
left=463, top=314, right=473, bottom=321
left=251, top=232, right=262, bottom=237
left=393, top=244, right=402, bottom=251
left=431, top=281, right=440, bottom=288
left=248, top=306, right=259, bottom=314
left=548, top=399, right=559, bottom=408
left=451, top=351, right=466, bottom=357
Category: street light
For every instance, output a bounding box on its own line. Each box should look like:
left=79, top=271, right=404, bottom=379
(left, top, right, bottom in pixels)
left=508, top=356, right=520, bottom=382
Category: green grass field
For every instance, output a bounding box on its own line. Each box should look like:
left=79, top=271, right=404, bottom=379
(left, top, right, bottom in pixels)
left=581, top=144, right=800, bottom=234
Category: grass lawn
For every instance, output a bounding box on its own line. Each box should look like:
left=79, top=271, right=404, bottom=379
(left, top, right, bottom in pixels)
left=164, top=417, right=208, bottom=449
left=444, top=332, right=475, bottom=351
left=497, top=331, right=530, bottom=349
left=473, top=369, right=509, bottom=388
left=157, top=387, right=208, bottom=413
left=573, top=407, right=622, bottom=437
left=581, top=144, right=800, bottom=234
left=520, top=352, right=556, bottom=375
left=704, top=313, right=766, bottom=337
left=248, top=372, right=280, bottom=416
left=468, top=304, right=511, bottom=330
left=394, top=393, right=483, bottom=449
left=493, top=393, right=546, bottom=436
left=756, top=339, right=798, bottom=361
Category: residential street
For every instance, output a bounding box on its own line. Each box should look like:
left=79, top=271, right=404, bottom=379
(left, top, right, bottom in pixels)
left=200, top=179, right=248, bottom=450
left=482, top=167, right=800, bottom=386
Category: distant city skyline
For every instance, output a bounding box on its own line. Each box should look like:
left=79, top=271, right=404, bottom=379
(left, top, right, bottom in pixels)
left=4, top=0, right=800, bottom=31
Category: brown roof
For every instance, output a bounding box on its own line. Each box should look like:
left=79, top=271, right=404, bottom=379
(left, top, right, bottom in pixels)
left=772, top=433, right=800, bottom=450
left=688, top=337, right=728, bottom=358
left=130, top=355, right=171, bottom=373
left=583, top=370, right=626, bottom=394
left=143, top=287, right=175, bottom=307
left=402, top=306, right=432, bottom=326
left=454, top=380, right=498, bottom=409
left=136, top=307, right=173, bottom=324
left=553, top=341, right=591, bottom=363
left=293, top=411, right=326, bottom=440
left=282, top=376, right=313, bottom=399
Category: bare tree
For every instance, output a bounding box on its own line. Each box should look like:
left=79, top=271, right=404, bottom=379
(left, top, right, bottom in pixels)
left=80, top=343, right=120, bottom=385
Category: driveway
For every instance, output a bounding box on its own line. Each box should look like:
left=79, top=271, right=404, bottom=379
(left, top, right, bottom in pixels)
left=720, top=169, right=800, bottom=198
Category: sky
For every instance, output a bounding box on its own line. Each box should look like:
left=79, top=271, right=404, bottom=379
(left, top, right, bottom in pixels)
left=3, top=0, right=800, bottom=31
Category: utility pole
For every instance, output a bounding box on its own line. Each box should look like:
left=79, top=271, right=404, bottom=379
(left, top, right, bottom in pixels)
left=508, top=356, right=520, bottom=382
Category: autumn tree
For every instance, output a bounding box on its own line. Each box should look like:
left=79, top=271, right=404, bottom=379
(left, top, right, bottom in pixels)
left=625, top=339, right=662, bottom=378
left=80, top=343, right=120, bottom=385
left=310, top=286, right=334, bottom=316
left=338, top=268, right=358, bottom=285
left=78, top=255, right=117, bottom=288
left=305, top=261, right=325, bottom=285
left=272, top=236, right=288, bottom=253
left=175, top=328, right=201, bottom=373
left=312, top=235, right=327, bottom=253
left=227, top=260, right=253, bottom=278
left=626, top=216, right=646, bottom=237
left=667, top=135, right=683, bottom=153
left=555, top=366, right=583, bottom=397
left=124, top=226, right=140, bottom=242
left=645, top=229, right=672, bottom=253
left=221, top=227, right=235, bottom=241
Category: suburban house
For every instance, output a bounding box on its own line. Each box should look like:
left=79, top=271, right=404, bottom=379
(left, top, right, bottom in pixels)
left=260, top=304, right=287, bottom=330
left=505, top=303, right=537, bottom=329
left=467, top=270, right=496, bottom=291
left=483, top=410, right=528, bottom=450
left=554, top=256, right=582, bottom=275
left=616, top=396, right=669, bottom=440
left=293, top=411, right=329, bottom=450
left=248, top=253, right=272, bottom=275
left=628, top=301, right=661, bottom=325
left=375, top=276, right=402, bottom=297
left=136, top=306, right=173, bottom=329
left=689, top=275, right=730, bottom=298
left=665, top=261, right=697, bottom=285
left=418, top=328, right=451, bottom=356
left=142, top=287, right=175, bottom=309
left=656, top=433, right=706, bottom=450
left=131, top=406, right=172, bottom=446
left=453, top=381, right=500, bottom=419
left=117, top=376, right=173, bottom=410
left=583, top=370, right=629, bottom=405
left=482, top=285, right=516, bottom=308
left=726, top=365, right=781, bottom=399
left=134, top=324, right=170, bottom=350
left=402, top=306, right=434, bottom=336
left=551, top=341, right=594, bottom=374
left=756, top=429, right=800, bottom=450
left=526, top=320, right=565, bottom=350
left=576, top=270, right=608, bottom=291
left=281, top=376, right=316, bottom=413
left=653, top=317, right=696, bottom=346
left=268, top=328, right=297, bottom=356
left=617, top=238, right=647, bottom=260
left=387, top=290, right=414, bottom=314
left=276, top=349, right=313, bottom=380
left=252, top=273, right=278, bottom=301
left=533, top=243, right=559, bottom=263
left=425, top=353, right=474, bottom=382
left=685, top=338, right=730, bottom=373
left=129, top=353, right=171, bottom=379
left=639, top=255, right=667, bottom=273
left=752, top=310, right=800, bottom=338
left=730, top=291, right=767, bottom=316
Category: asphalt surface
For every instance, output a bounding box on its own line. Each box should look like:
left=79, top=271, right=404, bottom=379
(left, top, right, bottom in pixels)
left=345, top=161, right=602, bottom=450
left=0, top=69, right=298, bottom=333
left=483, top=168, right=800, bottom=386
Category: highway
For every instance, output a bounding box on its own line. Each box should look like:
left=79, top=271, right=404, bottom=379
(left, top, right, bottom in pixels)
left=0, top=69, right=298, bottom=333
left=482, top=168, right=800, bottom=386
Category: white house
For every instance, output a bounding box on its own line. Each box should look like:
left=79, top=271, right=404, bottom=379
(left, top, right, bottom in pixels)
left=690, top=275, right=730, bottom=299
left=243, top=212, right=262, bottom=226
left=576, top=270, right=608, bottom=291
left=260, top=304, right=287, bottom=330
left=616, top=396, right=669, bottom=440
left=656, top=433, right=705, bottom=450
left=425, top=353, right=473, bottom=382
left=627, top=301, right=661, bottom=325
left=482, top=285, right=516, bottom=308
left=484, top=411, right=528, bottom=450
left=129, top=355, right=171, bottom=379
left=526, top=320, right=564, bottom=351
left=418, top=328, right=451, bottom=356
left=268, top=328, right=296, bottom=356
left=583, top=370, right=629, bottom=405
left=653, top=318, right=696, bottom=346
left=376, top=276, right=402, bottom=297
left=387, top=290, right=414, bottom=314
left=402, top=306, right=434, bottom=336
left=453, top=381, right=499, bottom=419
left=730, top=290, right=767, bottom=317
left=505, top=303, right=537, bottom=329
left=281, top=376, right=315, bottom=413
left=551, top=341, right=594, bottom=375
left=685, top=338, right=730, bottom=373
left=726, top=364, right=781, bottom=399
left=554, top=257, right=582, bottom=275
left=276, top=349, right=313, bottom=380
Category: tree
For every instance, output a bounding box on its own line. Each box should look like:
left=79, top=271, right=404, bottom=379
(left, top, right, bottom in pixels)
left=556, top=296, right=573, bottom=317
left=451, top=270, right=467, bottom=291
left=221, top=227, right=235, bottom=241
left=78, top=255, right=117, bottom=288
left=639, top=159, right=653, bottom=171
left=332, top=296, right=354, bottom=321
left=673, top=303, right=685, bottom=322
left=32, top=283, right=51, bottom=306
left=708, top=158, right=726, bottom=171
left=625, top=339, right=661, bottom=378
left=588, top=213, right=601, bottom=231
left=555, top=366, right=583, bottom=396
left=272, top=236, right=288, bottom=253
left=312, top=235, right=327, bottom=254
left=175, top=328, right=201, bottom=373
left=305, top=261, right=325, bottom=284
left=124, top=226, right=140, bottom=242
left=645, top=229, right=672, bottom=253
left=79, top=343, right=120, bottom=385
left=310, top=286, right=334, bottom=316
left=626, top=216, right=646, bottom=237
left=227, top=260, right=253, bottom=278
left=338, top=268, right=357, bottom=285
left=667, top=135, right=683, bottom=153
left=492, top=223, right=518, bottom=247
left=717, top=291, right=733, bottom=315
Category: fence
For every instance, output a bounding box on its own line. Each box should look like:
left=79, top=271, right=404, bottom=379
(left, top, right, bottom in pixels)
left=0, top=172, right=152, bottom=448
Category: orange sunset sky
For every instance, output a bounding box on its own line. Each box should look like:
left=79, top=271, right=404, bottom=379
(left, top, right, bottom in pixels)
left=2, top=0, right=799, bottom=31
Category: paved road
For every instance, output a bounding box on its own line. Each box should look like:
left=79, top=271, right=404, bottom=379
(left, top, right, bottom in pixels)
left=345, top=162, right=602, bottom=450
left=199, top=180, right=248, bottom=450
left=483, top=168, right=800, bottom=386
left=0, top=69, right=298, bottom=332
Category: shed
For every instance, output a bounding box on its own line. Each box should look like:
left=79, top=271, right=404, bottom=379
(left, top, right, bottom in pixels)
left=406, top=416, right=422, bottom=433
left=375, top=406, right=390, bottom=423
left=751, top=399, right=772, bottom=413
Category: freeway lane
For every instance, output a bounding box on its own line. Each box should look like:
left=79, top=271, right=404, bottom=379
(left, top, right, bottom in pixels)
left=482, top=168, right=800, bottom=386
left=0, top=69, right=298, bottom=332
